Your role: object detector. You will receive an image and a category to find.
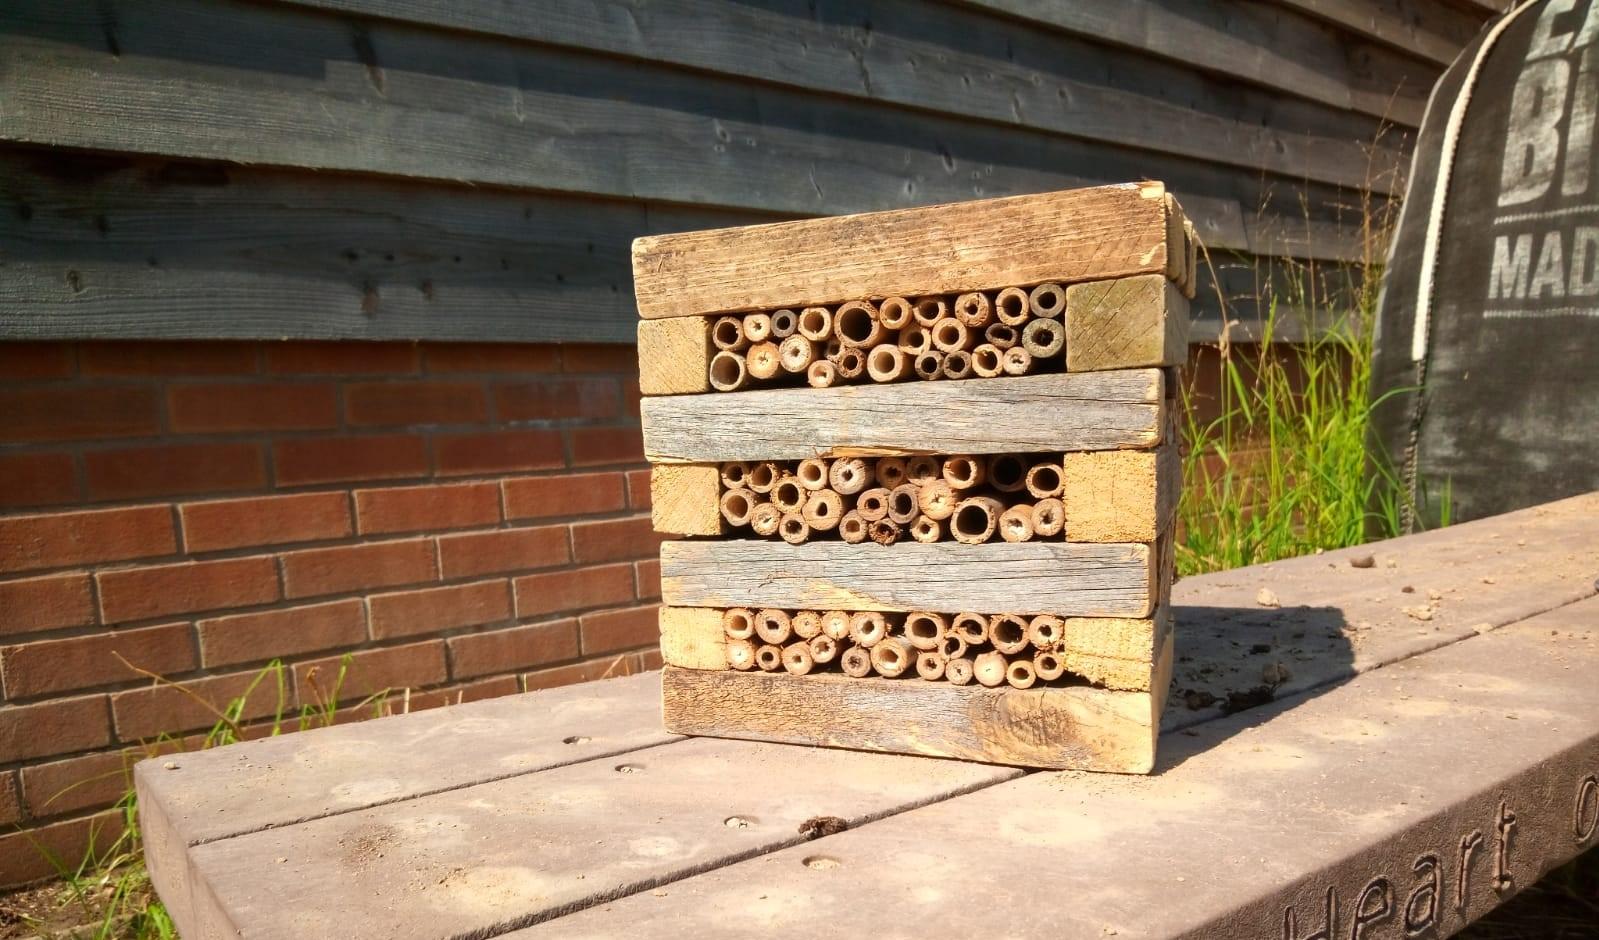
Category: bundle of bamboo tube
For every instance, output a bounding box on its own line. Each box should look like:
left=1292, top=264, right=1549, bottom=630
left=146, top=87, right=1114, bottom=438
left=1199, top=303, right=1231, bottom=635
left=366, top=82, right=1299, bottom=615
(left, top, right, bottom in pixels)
left=720, top=606, right=1081, bottom=690
left=704, top=283, right=1068, bottom=392
left=717, top=453, right=1067, bottom=545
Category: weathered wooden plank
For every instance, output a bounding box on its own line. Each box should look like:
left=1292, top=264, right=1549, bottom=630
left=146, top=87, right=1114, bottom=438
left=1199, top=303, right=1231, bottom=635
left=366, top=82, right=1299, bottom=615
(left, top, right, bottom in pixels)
left=637, top=317, right=712, bottom=396
left=660, top=539, right=1155, bottom=618
left=1065, top=274, right=1191, bottom=372
left=632, top=183, right=1172, bottom=319
left=1274, top=0, right=1485, bottom=64
left=649, top=464, right=723, bottom=537
left=642, top=370, right=1165, bottom=463
left=181, top=736, right=1018, bottom=939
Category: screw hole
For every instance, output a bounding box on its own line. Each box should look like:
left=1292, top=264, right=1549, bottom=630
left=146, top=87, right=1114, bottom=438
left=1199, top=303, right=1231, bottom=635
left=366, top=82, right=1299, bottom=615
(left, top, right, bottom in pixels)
left=723, top=815, right=757, bottom=829
left=802, top=855, right=842, bottom=870
left=562, top=735, right=590, bottom=745
left=614, top=763, right=644, bottom=774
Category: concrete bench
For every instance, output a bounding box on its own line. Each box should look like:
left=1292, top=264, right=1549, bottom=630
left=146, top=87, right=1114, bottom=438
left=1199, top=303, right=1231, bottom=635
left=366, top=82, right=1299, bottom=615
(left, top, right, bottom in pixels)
left=137, top=492, right=1599, bottom=939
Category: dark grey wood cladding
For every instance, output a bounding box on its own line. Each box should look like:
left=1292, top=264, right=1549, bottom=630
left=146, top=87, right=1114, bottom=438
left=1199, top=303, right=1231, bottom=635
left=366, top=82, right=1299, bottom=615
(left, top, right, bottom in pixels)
left=0, top=0, right=1496, bottom=342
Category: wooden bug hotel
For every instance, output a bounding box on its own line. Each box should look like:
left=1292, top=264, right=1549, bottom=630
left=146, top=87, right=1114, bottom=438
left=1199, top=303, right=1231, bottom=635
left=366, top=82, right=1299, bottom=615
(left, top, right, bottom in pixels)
left=636, top=183, right=1194, bottom=773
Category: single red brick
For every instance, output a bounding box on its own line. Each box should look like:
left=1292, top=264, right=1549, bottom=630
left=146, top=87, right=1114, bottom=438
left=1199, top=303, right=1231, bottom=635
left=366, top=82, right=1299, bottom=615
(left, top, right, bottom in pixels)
left=0, top=694, right=111, bottom=763
left=181, top=491, right=352, bottom=553
left=354, top=481, right=501, bottom=535
left=636, top=647, right=664, bottom=670
left=197, top=599, right=368, bottom=668
left=622, top=378, right=642, bottom=419
left=20, top=748, right=157, bottom=819
left=437, top=525, right=569, bottom=579
left=0, top=385, right=160, bottom=443
left=634, top=558, right=661, bottom=601
left=625, top=468, right=651, bottom=510
left=579, top=604, right=659, bottom=655
left=569, top=426, right=644, bottom=467
left=0, top=772, right=18, bottom=826
left=448, top=619, right=577, bottom=680
left=293, top=640, right=447, bottom=704
left=344, top=381, right=487, bottom=427
left=502, top=471, right=626, bottom=521
left=0, top=452, right=79, bottom=509
left=96, top=555, right=279, bottom=623
left=571, top=515, right=664, bottom=564
left=264, top=341, right=419, bottom=375
left=0, top=343, right=74, bottom=380
left=424, top=343, right=559, bottom=374
left=280, top=538, right=437, bottom=599
left=0, top=505, right=175, bottom=574
left=522, top=653, right=639, bottom=691
left=433, top=429, right=565, bottom=477
left=493, top=377, right=622, bottom=422
left=0, top=810, right=126, bottom=886
left=403, top=674, right=520, bottom=711
left=274, top=433, right=429, bottom=487
left=168, top=382, right=338, bottom=433
left=1, top=623, right=197, bottom=699
left=110, top=670, right=285, bottom=740
left=85, top=441, right=267, bottom=501
left=0, top=573, right=95, bottom=638
left=512, top=563, right=634, bottom=618
left=367, top=580, right=512, bottom=640
left=78, top=341, right=258, bottom=376
left=560, top=343, right=638, bottom=374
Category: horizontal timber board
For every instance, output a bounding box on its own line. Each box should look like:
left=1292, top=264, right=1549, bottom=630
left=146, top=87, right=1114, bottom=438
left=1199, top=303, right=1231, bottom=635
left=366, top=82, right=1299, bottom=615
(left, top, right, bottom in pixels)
left=661, top=667, right=1157, bottom=772
left=642, top=370, right=1164, bottom=462
left=659, top=539, right=1155, bottom=617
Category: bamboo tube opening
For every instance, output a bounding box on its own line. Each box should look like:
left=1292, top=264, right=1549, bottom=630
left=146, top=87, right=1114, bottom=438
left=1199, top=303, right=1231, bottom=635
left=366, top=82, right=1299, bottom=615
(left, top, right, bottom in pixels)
left=798, top=306, right=833, bottom=341
left=778, top=512, right=811, bottom=545
left=755, top=609, right=793, bottom=644
left=806, top=359, right=837, bottom=388
left=917, top=479, right=957, bottom=520
left=769, top=308, right=799, bottom=338
left=931, top=318, right=969, bottom=352
left=971, top=343, right=1004, bottom=377
left=835, top=301, right=882, bottom=347
left=951, top=497, right=1001, bottom=543
left=868, top=519, right=901, bottom=546
left=792, top=610, right=823, bottom=639
left=999, top=505, right=1035, bottom=543
left=913, top=351, right=944, bottom=380
left=904, top=612, right=946, bottom=650
left=911, top=297, right=947, bottom=326
left=821, top=610, right=852, bottom=640
left=744, top=312, right=773, bottom=343
left=1006, top=659, right=1037, bottom=690
left=1022, top=318, right=1065, bottom=358
left=875, top=457, right=908, bottom=488
left=829, top=457, right=869, bottom=495
left=1028, top=614, right=1064, bottom=648
left=771, top=475, right=805, bottom=512
left=994, top=286, right=1031, bottom=326
left=1025, top=462, right=1063, bottom=498
left=898, top=325, right=932, bottom=354
left=802, top=489, right=844, bottom=531
left=720, top=461, right=751, bottom=489
left=943, top=455, right=985, bottom=490
left=838, top=511, right=868, bottom=544
left=708, top=351, right=747, bottom=392
left=782, top=641, right=814, bottom=675
left=727, top=638, right=757, bottom=670
left=796, top=458, right=830, bottom=490
left=940, top=633, right=968, bottom=659
left=941, top=350, right=973, bottom=379
left=973, top=651, right=1008, bottom=688
left=945, top=657, right=975, bottom=686
left=879, top=296, right=913, bottom=329
left=856, top=487, right=891, bottom=522
left=1028, top=282, right=1066, bottom=318
left=834, top=347, right=866, bottom=379
left=722, top=607, right=756, bottom=640
left=871, top=637, right=913, bottom=677
left=990, top=614, right=1029, bottom=653
left=755, top=644, right=783, bottom=671
left=1033, top=651, right=1066, bottom=682
left=987, top=454, right=1027, bottom=492
left=840, top=646, right=873, bottom=678
left=954, top=292, right=992, bottom=327
left=887, top=483, right=920, bottom=524
left=953, top=612, right=989, bottom=644
left=915, top=651, right=947, bottom=681
left=713, top=316, right=749, bottom=351
left=909, top=516, right=943, bottom=543
left=1001, top=346, right=1033, bottom=376
left=1031, top=498, right=1065, bottom=537
left=719, top=488, right=756, bottom=526
left=824, top=338, right=845, bottom=361
left=983, top=323, right=1018, bottom=350
left=849, top=611, right=888, bottom=647
left=866, top=344, right=907, bottom=382
left=747, top=341, right=782, bottom=380
left=779, top=335, right=816, bottom=373
left=808, top=633, right=839, bottom=664
left=905, top=455, right=940, bottom=484
left=750, top=503, right=782, bottom=536
left=747, top=461, right=780, bottom=493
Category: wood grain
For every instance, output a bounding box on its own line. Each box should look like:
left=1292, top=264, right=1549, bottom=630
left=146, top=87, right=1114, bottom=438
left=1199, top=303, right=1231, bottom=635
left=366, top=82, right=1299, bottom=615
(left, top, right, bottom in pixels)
left=642, top=370, right=1165, bottom=463
left=650, top=465, right=724, bottom=537
left=1063, top=441, right=1180, bottom=543
left=658, top=607, right=728, bottom=670
left=1065, top=274, right=1191, bottom=372
left=638, top=317, right=712, bottom=395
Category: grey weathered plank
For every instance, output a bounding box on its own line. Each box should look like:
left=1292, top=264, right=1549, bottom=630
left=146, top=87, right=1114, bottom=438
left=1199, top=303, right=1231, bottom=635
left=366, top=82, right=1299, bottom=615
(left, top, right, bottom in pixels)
left=1275, top=0, right=1484, bottom=64
left=660, top=539, right=1155, bottom=618
left=641, top=370, right=1165, bottom=462
left=181, top=736, right=1019, bottom=939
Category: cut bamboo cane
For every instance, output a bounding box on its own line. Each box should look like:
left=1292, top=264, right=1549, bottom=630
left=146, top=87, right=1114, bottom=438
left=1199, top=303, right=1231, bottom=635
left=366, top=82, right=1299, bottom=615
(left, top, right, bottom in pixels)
left=834, top=347, right=866, bottom=379
left=887, top=484, right=921, bottom=524
left=792, top=609, right=823, bottom=639
left=746, top=341, right=782, bottom=381
left=746, top=461, right=779, bottom=494
left=849, top=611, right=888, bottom=647
left=720, top=461, right=751, bottom=490
left=866, top=344, right=908, bottom=383
left=769, top=308, right=799, bottom=339
left=778, top=512, right=810, bottom=545
left=1026, top=461, right=1064, bottom=499
left=1029, top=282, right=1067, bottom=318
left=875, top=457, right=908, bottom=488
left=828, top=457, right=870, bottom=495
left=945, top=656, right=975, bottom=686
left=1028, top=614, right=1065, bottom=648
left=999, top=504, right=1035, bottom=543
left=983, top=322, right=1018, bottom=350
left=931, top=317, right=971, bottom=353
left=1033, top=650, right=1066, bottom=681
left=994, top=286, right=1031, bottom=326
left=824, top=338, right=845, bottom=362
left=990, top=614, right=1030, bottom=654
left=1031, top=498, right=1065, bottom=537
left=779, top=335, right=816, bottom=373
left=879, top=296, right=913, bottom=330
left=898, top=325, right=932, bottom=355
left=771, top=474, right=806, bottom=513
left=905, top=455, right=940, bottom=485
left=940, top=633, right=968, bottom=660
left=1006, top=659, right=1038, bottom=690
left=971, top=343, right=1004, bottom=377
left=1022, top=319, right=1065, bottom=358
left=802, top=489, right=844, bottom=531
left=904, top=611, right=947, bottom=650
left=718, top=488, right=756, bottom=527
left=838, top=511, right=868, bottom=544
left=708, top=350, right=748, bottom=392
left=712, top=316, right=748, bottom=351
left=754, top=644, right=784, bottom=672
left=722, top=607, right=756, bottom=640
left=744, top=313, right=773, bottom=343
left=973, top=651, right=1008, bottom=688
left=782, top=641, right=814, bottom=675
left=952, top=612, right=989, bottom=645
left=806, top=360, right=837, bottom=388
left=911, top=297, right=947, bottom=327
left=749, top=502, right=781, bottom=537
left=917, top=479, right=957, bottom=520
left=798, top=306, right=833, bottom=341
left=870, top=637, right=914, bottom=678
left=808, top=633, right=839, bottom=665
left=868, top=519, right=901, bottom=546
left=727, top=638, right=757, bottom=670
left=796, top=458, right=830, bottom=491
left=856, top=487, right=891, bottom=522
left=835, top=301, right=883, bottom=347
left=1001, top=346, right=1033, bottom=376
left=913, top=351, right=944, bottom=380
left=943, top=456, right=986, bottom=491
left=755, top=609, right=793, bottom=644
left=915, top=651, right=947, bottom=681
left=987, top=454, right=1028, bottom=493
left=909, top=516, right=943, bottom=543
left=941, top=350, right=973, bottom=379
left=954, top=292, right=992, bottom=327
left=840, top=646, right=873, bottom=678
left=821, top=609, right=852, bottom=641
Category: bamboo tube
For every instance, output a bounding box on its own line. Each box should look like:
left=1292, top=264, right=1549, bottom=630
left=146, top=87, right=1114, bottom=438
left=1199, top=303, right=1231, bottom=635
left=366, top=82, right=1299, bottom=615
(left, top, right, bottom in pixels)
left=824, top=338, right=845, bottom=362
left=779, top=335, right=816, bottom=373
left=838, top=510, right=868, bottom=544
left=909, top=516, right=943, bottom=543
left=913, top=351, right=944, bottom=380
left=990, top=614, right=1030, bottom=654
left=917, top=479, right=957, bottom=520
left=771, top=474, right=806, bottom=512
left=945, top=657, right=975, bottom=686
left=802, top=489, right=844, bottom=531
left=911, top=297, right=947, bottom=327
left=1028, top=282, right=1066, bottom=318
left=719, top=488, right=757, bottom=527
left=712, top=316, right=748, bottom=351
left=829, top=457, right=870, bottom=495
left=930, top=317, right=971, bottom=353
left=1025, top=461, right=1063, bottom=498
left=796, top=458, right=830, bottom=491
left=1006, top=659, right=1037, bottom=690
left=999, top=505, right=1035, bottom=543
left=792, top=609, right=824, bottom=639
left=1031, top=498, right=1065, bottom=538
left=986, top=454, right=1028, bottom=493
left=798, top=306, right=833, bottom=341
left=747, top=462, right=780, bottom=493
left=806, top=359, right=837, bottom=388
left=808, top=633, right=840, bottom=665
left=769, top=308, right=799, bottom=339
left=994, top=286, right=1031, bottom=326
left=952, top=612, right=989, bottom=645
left=866, top=344, right=908, bottom=382
left=746, top=341, right=782, bottom=380
left=744, top=312, right=773, bottom=343
left=906, top=455, right=940, bottom=485
left=756, top=644, right=783, bottom=672
left=903, top=611, right=947, bottom=651
left=971, top=343, right=1004, bottom=377
left=755, top=609, right=793, bottom=644
left=915, top=650, right=947, bottom=681
left=727, top=638, right=757, bottom=670
left=849, top=611, right=888, bottom=647
left=898, top=325, right=932, bottom=355
left=954, top=292, right=992, bottom=327
left=708, top=350, right=748, bottom=392
left=973, top=651, right=1008, bottom=688
left=940, top=633, right=968, bottom=660
left=868, top=519, right=902, bottom=546
left=782, top=641, right=815, bottom=675
left=941, top=350, right=973, bottom=379
left=821, top=609, right=852, bottom=641
left=840, top=646, right=873, bottom=678
left=834, top=300, right=883, bottom=347
left=943, top=455, right=986, bottom=490
left=875, top=457, right=908, bottom=488
left=856, top=487, right=891, bottom=522
left=983, top=322, right=1019, bottom=350
left=750, top=502, right=782, bottom=537
left=723, top=607, right=757, bottom=640
left=1001, top=346, right=1033, bottom=376
left=1033, top=650, right=1066, bottom=682
left=879, top=296, right=913, bottom=330
left=1022, top=318, right=1065, bottom=358
left=834, top=347, right=866, bottom=379
left=1028, top=614, right=1064, bottom=648
left=778, top=512, right=811, bottom=545
left=887, top=483, right=921, bottom=524
left=871, top=637, right=914, bottom=678
left=720, top=461, right=752, bottom=490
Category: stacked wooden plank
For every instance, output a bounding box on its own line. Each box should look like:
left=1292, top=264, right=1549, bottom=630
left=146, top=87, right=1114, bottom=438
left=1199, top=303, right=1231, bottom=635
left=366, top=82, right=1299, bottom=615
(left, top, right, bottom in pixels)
left=636, top=182, right=1195, bottom=772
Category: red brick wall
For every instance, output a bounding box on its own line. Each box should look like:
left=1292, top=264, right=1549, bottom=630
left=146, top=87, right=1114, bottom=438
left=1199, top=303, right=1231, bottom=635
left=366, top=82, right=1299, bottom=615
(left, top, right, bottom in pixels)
left=0, top=340, right=660, bottom=884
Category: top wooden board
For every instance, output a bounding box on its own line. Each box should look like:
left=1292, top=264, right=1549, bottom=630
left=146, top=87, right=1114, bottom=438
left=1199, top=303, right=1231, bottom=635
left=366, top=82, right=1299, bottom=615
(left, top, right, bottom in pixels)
left=631, top=183, right=1177, bottom=319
